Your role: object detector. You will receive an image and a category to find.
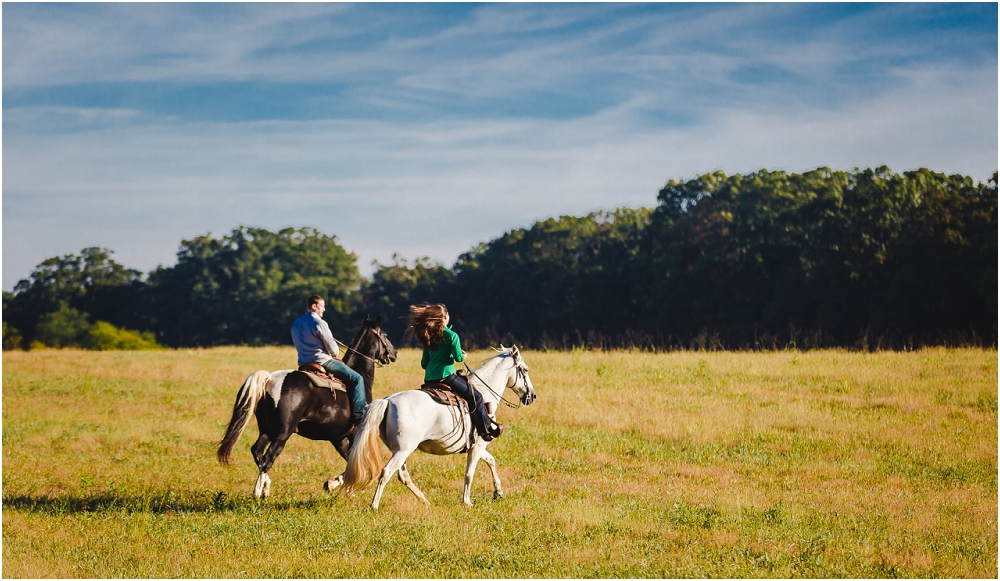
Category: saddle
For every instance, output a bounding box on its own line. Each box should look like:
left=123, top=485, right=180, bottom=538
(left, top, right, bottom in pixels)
left=419, top=382, right=472, bottom=453
left=297, top=362, right=346, bottom=392
left=420, top=381, right=467, bottom=409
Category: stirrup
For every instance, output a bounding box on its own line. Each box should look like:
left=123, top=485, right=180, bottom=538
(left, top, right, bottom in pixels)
left=482, top=422, right=503, bottom=442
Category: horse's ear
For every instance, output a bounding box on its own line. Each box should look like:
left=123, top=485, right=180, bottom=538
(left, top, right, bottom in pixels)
left=364, top=314, right=371, bottom=323
left=375, top=314, right=382, bottom=327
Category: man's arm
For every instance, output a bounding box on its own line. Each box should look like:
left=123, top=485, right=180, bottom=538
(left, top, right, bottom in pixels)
left=316, top=318, right=340, bottom=359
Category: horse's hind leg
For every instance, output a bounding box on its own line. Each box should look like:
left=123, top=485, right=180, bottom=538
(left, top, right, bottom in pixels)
left=253, top=428, right=294, bottom=499
left=249, top=432, right=271, bottom=498
left=251, top=433, right=269, bottom=467
left=253, top=472, right=272, bottom=499
left=371, top=448, right=414, bottom=510
left=396, top=462, right=429, bottom=505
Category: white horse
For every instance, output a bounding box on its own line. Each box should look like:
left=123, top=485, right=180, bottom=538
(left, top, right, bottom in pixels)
left=342, top=345, right=537, bottom=509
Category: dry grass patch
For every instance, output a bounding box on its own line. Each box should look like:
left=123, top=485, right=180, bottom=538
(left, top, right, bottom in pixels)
left=3, top=346, right=996, bottom=577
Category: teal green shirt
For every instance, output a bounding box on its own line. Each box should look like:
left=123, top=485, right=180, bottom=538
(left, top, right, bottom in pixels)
left=420, top=327, right=464, bottom=381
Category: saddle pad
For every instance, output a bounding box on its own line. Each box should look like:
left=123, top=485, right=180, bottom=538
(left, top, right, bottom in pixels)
left=300, top=371, right=346, bottom=392
left=420, top=386, right=466, bottom=409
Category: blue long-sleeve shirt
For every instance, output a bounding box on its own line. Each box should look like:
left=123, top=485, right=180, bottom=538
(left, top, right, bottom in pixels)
left=291, top=311, right=340, bottom=365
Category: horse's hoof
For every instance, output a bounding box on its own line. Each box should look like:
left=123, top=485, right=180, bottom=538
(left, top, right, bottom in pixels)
left=324, top=479, right=342, bottom=492
left=494, top=490, right=504, bottom=500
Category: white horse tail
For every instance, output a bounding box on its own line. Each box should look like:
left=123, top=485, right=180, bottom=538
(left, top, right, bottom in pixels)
left=343, top=398, right=388, bottom=494
left=217, top=370, right=270, bottom=465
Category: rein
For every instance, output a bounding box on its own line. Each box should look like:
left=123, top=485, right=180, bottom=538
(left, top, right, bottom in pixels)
left=464, top=356, right=527, bottom=409
left=336, top=327, right=391, bottom=368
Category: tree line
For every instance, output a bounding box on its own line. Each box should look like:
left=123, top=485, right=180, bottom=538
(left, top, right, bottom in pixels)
left=4, top=166, right=996, bottom=351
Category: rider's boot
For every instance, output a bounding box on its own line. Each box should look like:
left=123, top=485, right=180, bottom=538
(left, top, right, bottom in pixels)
left=472, top=410, right=503, bottom=441
left=485, top=420, right=503, bottom=441
left=482, top=402, right=503, bottom=441
left=350, top=404, right=366, bottom=427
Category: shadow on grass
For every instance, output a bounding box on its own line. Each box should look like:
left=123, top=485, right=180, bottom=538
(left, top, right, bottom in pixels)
left=3, top=490, right=343, bottom=515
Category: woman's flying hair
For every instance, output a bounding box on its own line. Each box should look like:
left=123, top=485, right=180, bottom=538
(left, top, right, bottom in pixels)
left=409, top=303, right=449, bottom=350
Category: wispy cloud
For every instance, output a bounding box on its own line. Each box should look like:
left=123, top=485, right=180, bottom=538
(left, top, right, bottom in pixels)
left=3, top=3, right=996, bottom=289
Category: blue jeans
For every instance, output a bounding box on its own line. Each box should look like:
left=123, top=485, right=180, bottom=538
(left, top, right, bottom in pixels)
left=322, top=359, right=366, bottom=420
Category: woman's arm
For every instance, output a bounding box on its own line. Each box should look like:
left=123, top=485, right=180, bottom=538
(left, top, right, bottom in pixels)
left=450, top=330, right=464, bottom=363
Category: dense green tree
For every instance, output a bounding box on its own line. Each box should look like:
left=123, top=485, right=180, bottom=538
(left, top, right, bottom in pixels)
left=356, top=255, right=453, bottom=345
left=3, top=248, right=145, bottom=344
left=147, top=226, right=361, bottom=346
left=3, top=321, right=24, bottom=351
left=4, top=167, right=992, bottom=351
left=642, top=167, right=997, bottom=347
left=33, top=302, right=93, bottom=348
left=450, top=207, right=652, bottom=348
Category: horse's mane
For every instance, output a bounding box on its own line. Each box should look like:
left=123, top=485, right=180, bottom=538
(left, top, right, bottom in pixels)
left=474, top=346, right=517, bottom=372
left=489, top=345, right=516, bottom=356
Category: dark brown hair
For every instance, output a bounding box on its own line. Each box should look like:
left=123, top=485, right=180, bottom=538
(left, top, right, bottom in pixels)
left=408, top=303, right=448, bottom=350
left=307, top=294, right=324, bottom=309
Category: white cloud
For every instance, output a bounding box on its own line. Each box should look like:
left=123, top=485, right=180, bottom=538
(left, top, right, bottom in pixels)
left=3, top=3, right=996, bottom=290
left=5, top=55, right=995, bottom=290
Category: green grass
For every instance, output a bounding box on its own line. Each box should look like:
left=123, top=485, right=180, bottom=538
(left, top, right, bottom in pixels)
left=3, top=347, right=997, bottom=577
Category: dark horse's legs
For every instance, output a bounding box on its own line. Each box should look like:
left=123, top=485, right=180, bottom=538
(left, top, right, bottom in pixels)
left=251, top=433, right=269, bottom=467
left=322, top=434, right=356, bottom=492
left=258, top=423, right=297, bottom=474
left=252, top=387, right=310, bottom=498
left=332, top=434, right=353, bottom=460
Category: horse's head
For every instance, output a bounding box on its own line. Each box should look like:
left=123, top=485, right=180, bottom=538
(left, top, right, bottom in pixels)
left=362, top=314, right=397, bottom=365
left=503, top=344, right=537, bottom=407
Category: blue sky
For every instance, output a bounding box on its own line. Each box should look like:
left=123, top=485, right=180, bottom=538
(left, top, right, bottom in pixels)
left=3, top=3, right=997, bottom=290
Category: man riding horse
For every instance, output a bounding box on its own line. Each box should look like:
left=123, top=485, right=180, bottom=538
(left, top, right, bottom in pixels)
left=291, top=294, right=366, bottom=425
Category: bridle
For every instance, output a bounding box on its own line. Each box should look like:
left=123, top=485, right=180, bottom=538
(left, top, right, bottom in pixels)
left=464, top=354, right=531, bottom=409
left=337, top=326, right=393, bottom=368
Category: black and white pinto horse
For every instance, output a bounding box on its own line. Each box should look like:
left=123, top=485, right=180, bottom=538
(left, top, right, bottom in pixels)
left=217, top=315, right=396, bottom=498
left=343, top=346, right=536, bottom=509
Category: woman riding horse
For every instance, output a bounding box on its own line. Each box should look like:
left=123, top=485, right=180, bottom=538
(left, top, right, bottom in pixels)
left=409, top=303, right=502, bottom=441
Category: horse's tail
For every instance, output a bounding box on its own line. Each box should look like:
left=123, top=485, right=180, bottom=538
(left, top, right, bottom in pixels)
left=217, top=370, right=270, bottom=465
left=342, top=398, right=388, bottom=494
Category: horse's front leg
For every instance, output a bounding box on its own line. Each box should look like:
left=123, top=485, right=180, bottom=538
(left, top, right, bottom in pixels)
left=480, top=448, right=504, bottom=499
left=324, top=474, right=344, bottom=492
left=463, top=443, right=487, bottom=506
left=324, top=435, right=353, bottom=492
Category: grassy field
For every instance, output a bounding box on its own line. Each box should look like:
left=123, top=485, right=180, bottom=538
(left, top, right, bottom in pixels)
left=2, top=346, right=997, bottom=578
